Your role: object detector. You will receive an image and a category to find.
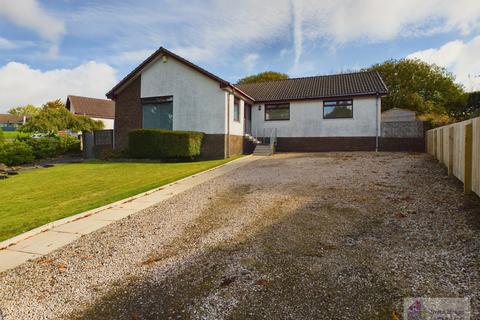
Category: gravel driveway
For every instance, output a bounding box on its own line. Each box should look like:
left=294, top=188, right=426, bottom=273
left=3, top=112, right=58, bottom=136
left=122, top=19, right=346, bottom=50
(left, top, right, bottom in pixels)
left=0, top=152, right=479, bottom=319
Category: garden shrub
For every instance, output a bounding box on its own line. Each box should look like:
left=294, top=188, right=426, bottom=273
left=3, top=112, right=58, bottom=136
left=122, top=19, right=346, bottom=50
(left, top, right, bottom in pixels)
left=59, top=135, right=81, bottom=154
left=128, top=129, right=204, bottom=160
left=0, top=140, right=35, bottom=166
left=24, top=136, right=81, bottom=159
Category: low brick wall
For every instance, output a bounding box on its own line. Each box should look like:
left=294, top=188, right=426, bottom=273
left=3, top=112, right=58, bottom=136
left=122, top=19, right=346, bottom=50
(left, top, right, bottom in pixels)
left=276, top=137, right=376, bottom=152
left=378, top=138, right=425, bottom=152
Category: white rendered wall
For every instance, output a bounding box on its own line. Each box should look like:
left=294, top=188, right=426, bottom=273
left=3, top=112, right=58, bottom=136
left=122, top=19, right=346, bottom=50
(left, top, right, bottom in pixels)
left=93, top=117, right=114, bottom=130
left=140, top=56, right=227, bottom=134
left=251, top=96, right=380, bottom=137
left=225, top=93, right=244, bottom=136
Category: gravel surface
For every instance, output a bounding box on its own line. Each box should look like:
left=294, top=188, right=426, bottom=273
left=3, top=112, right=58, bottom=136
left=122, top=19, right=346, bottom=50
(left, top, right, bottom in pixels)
left=0, top=152, right=479, bottom=319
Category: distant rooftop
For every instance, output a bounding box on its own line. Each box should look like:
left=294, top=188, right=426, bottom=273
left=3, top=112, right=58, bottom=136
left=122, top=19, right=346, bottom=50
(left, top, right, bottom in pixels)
left=66, top=95, right=115, bottom=119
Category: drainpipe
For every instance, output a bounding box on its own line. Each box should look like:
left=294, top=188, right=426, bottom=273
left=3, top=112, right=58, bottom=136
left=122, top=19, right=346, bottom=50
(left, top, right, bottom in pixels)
left=226, top=93, right=231, bottom=158
left=375, top=93, right=380, bottom=152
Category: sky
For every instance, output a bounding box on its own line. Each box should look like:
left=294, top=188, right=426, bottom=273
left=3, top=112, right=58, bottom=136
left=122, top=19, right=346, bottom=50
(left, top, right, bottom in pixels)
left=0, top=0, right=480, bottom=112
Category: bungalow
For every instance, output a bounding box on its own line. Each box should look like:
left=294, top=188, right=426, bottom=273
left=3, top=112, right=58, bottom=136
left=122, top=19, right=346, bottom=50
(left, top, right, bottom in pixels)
left=0, top=114, right=27, bottom=131
left=66, top=95, right=115, bottom=130
left=106, top=47, right=388, bottom=158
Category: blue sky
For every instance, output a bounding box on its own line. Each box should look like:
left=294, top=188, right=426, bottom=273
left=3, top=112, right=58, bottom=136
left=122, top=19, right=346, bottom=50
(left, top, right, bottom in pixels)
left=1, top=0, right=480, bottom=112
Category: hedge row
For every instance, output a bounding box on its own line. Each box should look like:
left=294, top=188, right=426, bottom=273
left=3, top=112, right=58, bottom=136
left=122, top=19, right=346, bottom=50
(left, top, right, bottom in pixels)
left=0, top=136, right=80, bottom=166
left=128, top=129, right=204, bottom=160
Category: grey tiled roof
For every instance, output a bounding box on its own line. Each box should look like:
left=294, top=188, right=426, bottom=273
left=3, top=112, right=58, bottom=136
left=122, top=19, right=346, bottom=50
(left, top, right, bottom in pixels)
left=234, top=71, right=388, bottom=102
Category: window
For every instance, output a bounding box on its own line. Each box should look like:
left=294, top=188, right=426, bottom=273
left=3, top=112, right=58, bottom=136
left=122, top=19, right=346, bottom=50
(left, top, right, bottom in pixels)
left=323, top=100, right=353, bottom=119
left=233, top=98, right=240, bottom=122
left=265, top=103, right=290, bottom=121
left=142, top=96, right=173, bottom=130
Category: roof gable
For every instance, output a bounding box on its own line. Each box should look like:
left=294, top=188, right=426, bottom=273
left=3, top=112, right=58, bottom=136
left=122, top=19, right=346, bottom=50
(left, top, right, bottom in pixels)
left=106, top=47, right=243, bottom=99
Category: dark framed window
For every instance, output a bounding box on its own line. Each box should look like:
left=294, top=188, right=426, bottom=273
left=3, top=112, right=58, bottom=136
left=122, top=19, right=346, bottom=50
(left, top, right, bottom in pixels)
left=265, top=103, right=290, bottom=121
left=323, top=100, right=353, bottom=119
left=233, top=98, right=240, bottom=122
left=142, top=96, right=173, bottom=130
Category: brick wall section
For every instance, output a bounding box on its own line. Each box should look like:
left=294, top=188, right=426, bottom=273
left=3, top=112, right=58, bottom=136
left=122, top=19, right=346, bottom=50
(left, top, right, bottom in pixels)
left=228, top=135, right=244, bottom=156
left=276, top=137, right=376, bottom=152
left=114, top=76, right=142, bottom=151
left=200, top=134, right=226, bottom=160
left=378, top=138, right=425, bottom=152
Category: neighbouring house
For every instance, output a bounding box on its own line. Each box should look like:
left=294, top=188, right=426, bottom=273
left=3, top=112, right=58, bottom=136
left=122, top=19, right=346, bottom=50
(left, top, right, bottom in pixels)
left=381, top=108, right=416, bottom=122
left=0, top=114, right=27, bottom=131
left=107, top=47, right=391, bottom=158
left=66, top=95, right=115, bottom=129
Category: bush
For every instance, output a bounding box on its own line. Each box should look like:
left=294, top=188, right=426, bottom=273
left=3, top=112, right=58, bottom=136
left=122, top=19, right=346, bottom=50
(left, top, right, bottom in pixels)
left=0, top=128, right=4, bottom=145
left=58, top=135, right=81, bottom=154
left=23, top=136, right=81, bottom=159
left=128, top=129, right=204, bottom=160
left=0, top=140, right=35, bottom=166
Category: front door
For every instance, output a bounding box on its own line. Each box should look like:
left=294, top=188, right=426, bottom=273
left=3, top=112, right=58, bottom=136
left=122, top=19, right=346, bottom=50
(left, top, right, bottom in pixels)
left=244, top=104, right=252, bottom=134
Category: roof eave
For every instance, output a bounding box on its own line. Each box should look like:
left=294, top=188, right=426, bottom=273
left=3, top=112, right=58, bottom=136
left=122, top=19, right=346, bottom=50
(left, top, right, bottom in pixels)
left=253, top=92, right=388, bottom=104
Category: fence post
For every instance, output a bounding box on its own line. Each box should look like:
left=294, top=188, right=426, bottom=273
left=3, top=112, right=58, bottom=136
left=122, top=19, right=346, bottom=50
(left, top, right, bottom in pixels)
left=448, top=127, right=454, bottom=177
left=439, top=128, right=444, bottom=164
left=464, top=123, right=473, bottom=194
left=433, top=130, right=437, bottom=159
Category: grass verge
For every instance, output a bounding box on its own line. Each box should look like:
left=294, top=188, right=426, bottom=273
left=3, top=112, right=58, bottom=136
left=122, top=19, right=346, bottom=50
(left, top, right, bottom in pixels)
left=0, top=156, right=241, bottom=241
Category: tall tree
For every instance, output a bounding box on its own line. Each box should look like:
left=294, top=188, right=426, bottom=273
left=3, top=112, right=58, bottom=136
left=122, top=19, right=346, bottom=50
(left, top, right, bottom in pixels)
left=19, top=99, right=104, bottom=133
left=365, top=59, right=466, bottom=118
left=237, top=71, right=289, bottom=84
left=8, top=104, right=41, bottom=117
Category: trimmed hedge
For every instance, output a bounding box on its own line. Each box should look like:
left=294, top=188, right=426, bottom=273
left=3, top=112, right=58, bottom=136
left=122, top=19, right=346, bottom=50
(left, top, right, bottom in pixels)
left=0, top=140, right=35, bottom=166
left=128, top=129, right=204, bottom=160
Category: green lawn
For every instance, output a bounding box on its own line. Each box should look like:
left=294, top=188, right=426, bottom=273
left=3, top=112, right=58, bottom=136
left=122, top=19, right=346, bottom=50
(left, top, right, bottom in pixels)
left=0, top=157, right=239, bottom=241
left=2, top=131, right=30, bottom=139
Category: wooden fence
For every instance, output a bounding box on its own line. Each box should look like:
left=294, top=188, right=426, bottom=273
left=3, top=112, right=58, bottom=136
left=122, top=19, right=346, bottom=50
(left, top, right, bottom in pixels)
left=426, top=116, right=480, bottom=196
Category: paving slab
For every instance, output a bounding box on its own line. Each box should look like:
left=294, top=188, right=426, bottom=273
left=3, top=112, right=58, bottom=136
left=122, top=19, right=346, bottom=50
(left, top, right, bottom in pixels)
left=0, top=250, right=41, bottom=273
left=7, top=231, right=81, bottom=255
left=51, top=218, right=113, bottom=235
left=90, top=208, right=134, bottom=222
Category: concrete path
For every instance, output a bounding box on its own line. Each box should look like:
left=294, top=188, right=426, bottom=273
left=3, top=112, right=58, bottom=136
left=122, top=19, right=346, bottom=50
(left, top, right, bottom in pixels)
left=0, top=156, right=257, bottom=273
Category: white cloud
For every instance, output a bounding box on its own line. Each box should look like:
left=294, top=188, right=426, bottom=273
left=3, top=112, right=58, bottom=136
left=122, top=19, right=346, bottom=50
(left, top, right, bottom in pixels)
left=67, top=0, right=480, bottom=74
left=407, top=35, right=480, bottom=91
left=292, top=0, right=304, bottom=67
left=0, top=62, right=117, bottom=112
left=0, top=0, right=64, bottom=54
left=243, top=53, right=260, bottom=71
left=0, top=37, right=18, bottom=50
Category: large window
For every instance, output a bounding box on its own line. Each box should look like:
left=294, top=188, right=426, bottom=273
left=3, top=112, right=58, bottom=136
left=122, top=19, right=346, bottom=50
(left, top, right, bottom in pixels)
left=142, top=96, right=173, bottom=130
left=233, top=98, right=240, bottom=122
left=323, top=100, right=353, bottom=119
left=265, top=103, right=290, bottom=121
